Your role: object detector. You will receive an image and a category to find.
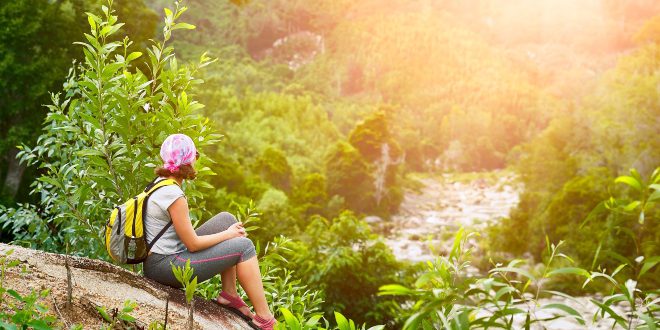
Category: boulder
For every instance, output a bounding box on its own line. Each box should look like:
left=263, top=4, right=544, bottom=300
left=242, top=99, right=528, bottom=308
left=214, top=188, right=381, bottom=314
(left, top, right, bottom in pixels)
left=0, top=243, right=253, bottom=329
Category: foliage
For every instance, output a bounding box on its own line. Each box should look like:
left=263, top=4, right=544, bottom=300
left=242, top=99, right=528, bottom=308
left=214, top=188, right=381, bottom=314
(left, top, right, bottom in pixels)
left=582, top=169, right=659, bottom=278
left=494, top=28, right=660, bottom=266
left=171, top=259, right=199, bottom=305
left=0, top=0, right=157, bottom=202
left=0, top=249, right=58, bottom=330
left=325, top=142, right=373, bottom=213
left=4, top=0, right=220, bottom=259
left=382, top=172, right=660, bottom=329
left=348, top=111, right=404, bottom=216
left=292, top=211, right=401, bottom=325
left=259, top=237, right=325, bottom=322
left=380, top=227, right=658, bottom=329
left=172, top=259, right=197, bottom=330
left=2, top=0, right=660, bottom=328
left=97, top=299, right=167, bottom=330
left=255, top=147, right=293, bottom=192
left=97, top=299, right=139, bottom=330
left=291, top=173, right=328, bottom=219
left=348, top=112, right=393, bottom=163
left=0, top=204, right=57, bottom=251
left=276, top=308, right=385, bottom=330
left=580, top=168, right=659, bottom=329
left=195, top=218, right=325, bottom=323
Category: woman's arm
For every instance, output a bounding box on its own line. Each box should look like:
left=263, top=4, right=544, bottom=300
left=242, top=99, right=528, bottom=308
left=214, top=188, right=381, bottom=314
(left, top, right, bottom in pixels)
left=168, top=197, right=245, bottom=252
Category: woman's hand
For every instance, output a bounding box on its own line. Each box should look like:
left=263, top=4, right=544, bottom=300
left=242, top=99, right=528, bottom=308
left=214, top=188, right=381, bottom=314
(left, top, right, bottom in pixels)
left=226, top=222, right=246, bottom=239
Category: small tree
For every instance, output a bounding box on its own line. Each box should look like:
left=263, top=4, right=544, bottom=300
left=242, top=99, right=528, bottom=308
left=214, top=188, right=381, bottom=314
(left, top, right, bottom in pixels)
left=172, top=259, right=198, bottom=330
left=11, top=0, right=220, bottom=258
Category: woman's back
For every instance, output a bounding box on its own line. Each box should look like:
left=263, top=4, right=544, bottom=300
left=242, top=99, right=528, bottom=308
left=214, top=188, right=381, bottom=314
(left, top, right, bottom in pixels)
left=145, top=179, right=186, bottom=255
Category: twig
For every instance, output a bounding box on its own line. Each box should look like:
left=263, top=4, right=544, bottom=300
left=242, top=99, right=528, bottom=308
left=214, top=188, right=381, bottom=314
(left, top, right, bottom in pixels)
left=51, top=296, right=71, bottom=329
left=164, top=296, right=169, bottom=329
left=187, top=299, right=194, bottom=330
left=65, top=256, right=73, bottom=310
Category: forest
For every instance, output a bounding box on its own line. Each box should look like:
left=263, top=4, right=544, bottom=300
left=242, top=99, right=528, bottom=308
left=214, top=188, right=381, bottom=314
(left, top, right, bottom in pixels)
left=0, top=0, right=658, bottom=329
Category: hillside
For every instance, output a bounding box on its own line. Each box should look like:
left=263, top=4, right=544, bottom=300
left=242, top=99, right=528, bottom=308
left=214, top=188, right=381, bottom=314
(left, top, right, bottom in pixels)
left=0, top=243, right=252, bottom=329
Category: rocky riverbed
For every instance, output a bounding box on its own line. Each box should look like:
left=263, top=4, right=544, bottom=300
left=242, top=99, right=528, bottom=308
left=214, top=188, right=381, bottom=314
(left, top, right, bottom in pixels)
left=371, top=171, right=630, bottom=329
left=377, top=171, right=520, bottom=263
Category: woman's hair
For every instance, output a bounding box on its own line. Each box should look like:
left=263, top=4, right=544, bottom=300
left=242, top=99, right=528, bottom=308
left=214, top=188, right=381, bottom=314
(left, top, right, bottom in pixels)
left=155, top=164, right=197, bottom=180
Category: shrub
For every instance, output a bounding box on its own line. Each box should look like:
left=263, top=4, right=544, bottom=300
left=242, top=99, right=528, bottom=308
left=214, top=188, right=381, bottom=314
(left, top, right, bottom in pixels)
left=6, top=1, right=220, bottom=258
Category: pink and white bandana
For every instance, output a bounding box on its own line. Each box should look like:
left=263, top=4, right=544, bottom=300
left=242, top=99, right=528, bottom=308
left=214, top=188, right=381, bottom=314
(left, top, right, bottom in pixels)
left=160, top=134, right=197, bottom=172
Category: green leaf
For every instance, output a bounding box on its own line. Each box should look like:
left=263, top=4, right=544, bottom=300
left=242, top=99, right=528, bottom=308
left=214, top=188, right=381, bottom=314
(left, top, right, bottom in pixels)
left=100, top=23, right=124, bottom=37
left=7, top=289, right=23, bottom=302
left=122, top=300, right=136, bottom=313
left=495, top=286, right=516, bottom=301
left=581, top=201, right=607, bottom=228
left=542, top=290, right=581, bottom=303
left=87, top=15, right=96, bottom=30
left=611, top=263, right=627, bottom=277
left=489, top=266, right=536, bottom=281
left=603, top=294, right=627, bottom=306
left=648, top=189, right=660, bottom=203
left=640, top=256, right=660, bottom=277
left=119, top=313, right=136, bottom=322
left=378, top=284, right=413, bottom=296
left=279, top=308, right=300, bottom=330
left=651, top=167, right=660, bottom=184
left=456, top=310, right=470, bottom=330
left=623, top=201, right=641, bottom=212
left=304, top=315, right=322, bottom=327
left=638, top=311, right=657, bottom=330
left=541, top=303, right=585, bottom=325
left=591, top=299, right=627, bottom=328
left=615, top=175, right=643, bottom=192
left=126, top=52, right=143, bottom=62
left=185, top=276, right=198, bottom=303
left=335, top=312, right=350, bottom=330
left=96, top=306, right=113, bottom=322
left=0, top=321, right=17, bottom=330
left=172, top=23, right=196, bottom=30
left=546, top=267, right=590, bottom=278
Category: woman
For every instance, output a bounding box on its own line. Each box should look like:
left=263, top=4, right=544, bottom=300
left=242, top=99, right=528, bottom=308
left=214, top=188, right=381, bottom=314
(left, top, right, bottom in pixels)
left=143, top=133, right=276, bottom=329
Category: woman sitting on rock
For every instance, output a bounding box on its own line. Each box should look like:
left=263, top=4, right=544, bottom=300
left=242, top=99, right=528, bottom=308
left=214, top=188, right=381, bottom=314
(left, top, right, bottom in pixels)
left=143, top=133, right=275, bottom=330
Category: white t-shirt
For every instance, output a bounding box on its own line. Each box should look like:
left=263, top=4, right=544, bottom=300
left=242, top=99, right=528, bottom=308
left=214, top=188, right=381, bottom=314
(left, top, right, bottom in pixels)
left=144, top=179, right=187, bottom=255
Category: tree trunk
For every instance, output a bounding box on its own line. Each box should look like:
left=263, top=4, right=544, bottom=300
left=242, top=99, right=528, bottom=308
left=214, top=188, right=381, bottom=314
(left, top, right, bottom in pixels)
left=2, top=147, right=26, bottom=199
left=187, top=299, right=195, bottom=330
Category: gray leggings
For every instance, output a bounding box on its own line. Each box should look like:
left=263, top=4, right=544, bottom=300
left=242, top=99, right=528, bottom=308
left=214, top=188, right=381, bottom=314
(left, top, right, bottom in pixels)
left=143, top=212, right=257, bottom=288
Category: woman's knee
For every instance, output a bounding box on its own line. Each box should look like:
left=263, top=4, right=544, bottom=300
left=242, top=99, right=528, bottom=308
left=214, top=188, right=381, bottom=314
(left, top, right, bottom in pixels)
left=214, top=211, right=238, bottom=230
left=234, top=237, right=256, bottom=262
left=218, top=211, right=237, bottom=223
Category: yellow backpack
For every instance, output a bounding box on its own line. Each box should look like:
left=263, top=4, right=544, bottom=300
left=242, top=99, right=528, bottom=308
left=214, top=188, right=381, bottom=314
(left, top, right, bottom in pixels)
left=105, top=178, right=179, bottom=264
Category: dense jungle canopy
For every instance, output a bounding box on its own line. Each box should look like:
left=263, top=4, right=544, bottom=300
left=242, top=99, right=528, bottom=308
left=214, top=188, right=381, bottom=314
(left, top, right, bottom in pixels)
left=0, top=0, right=658, bottom=329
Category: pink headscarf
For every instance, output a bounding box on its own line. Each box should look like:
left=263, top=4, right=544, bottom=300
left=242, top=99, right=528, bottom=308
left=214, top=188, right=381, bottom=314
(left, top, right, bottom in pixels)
left=160, top=134, right=197, bottom=172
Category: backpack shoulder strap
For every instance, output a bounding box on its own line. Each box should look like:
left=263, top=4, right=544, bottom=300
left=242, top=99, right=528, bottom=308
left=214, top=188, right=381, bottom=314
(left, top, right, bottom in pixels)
left=145, top=179, right=179, bottom=196
left=147, top=221, right=173, bottom=252
left=142, top=178, right=181, bottom=255
left=143, top=176, right=160, bottom=192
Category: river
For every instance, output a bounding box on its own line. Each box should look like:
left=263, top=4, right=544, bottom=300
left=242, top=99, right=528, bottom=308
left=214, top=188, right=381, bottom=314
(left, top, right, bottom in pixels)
left=372, top=171, right=623, bottom=329
left=375, top=171, right=520, bottom=263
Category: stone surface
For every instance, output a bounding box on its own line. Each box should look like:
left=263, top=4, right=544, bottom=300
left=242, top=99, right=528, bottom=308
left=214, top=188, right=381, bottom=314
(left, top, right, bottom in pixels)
left=381, top=171, right=521, bottom=262
left=0, top=243, right=253, bottom=329
left=374, top=172, right=630, bottom=329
